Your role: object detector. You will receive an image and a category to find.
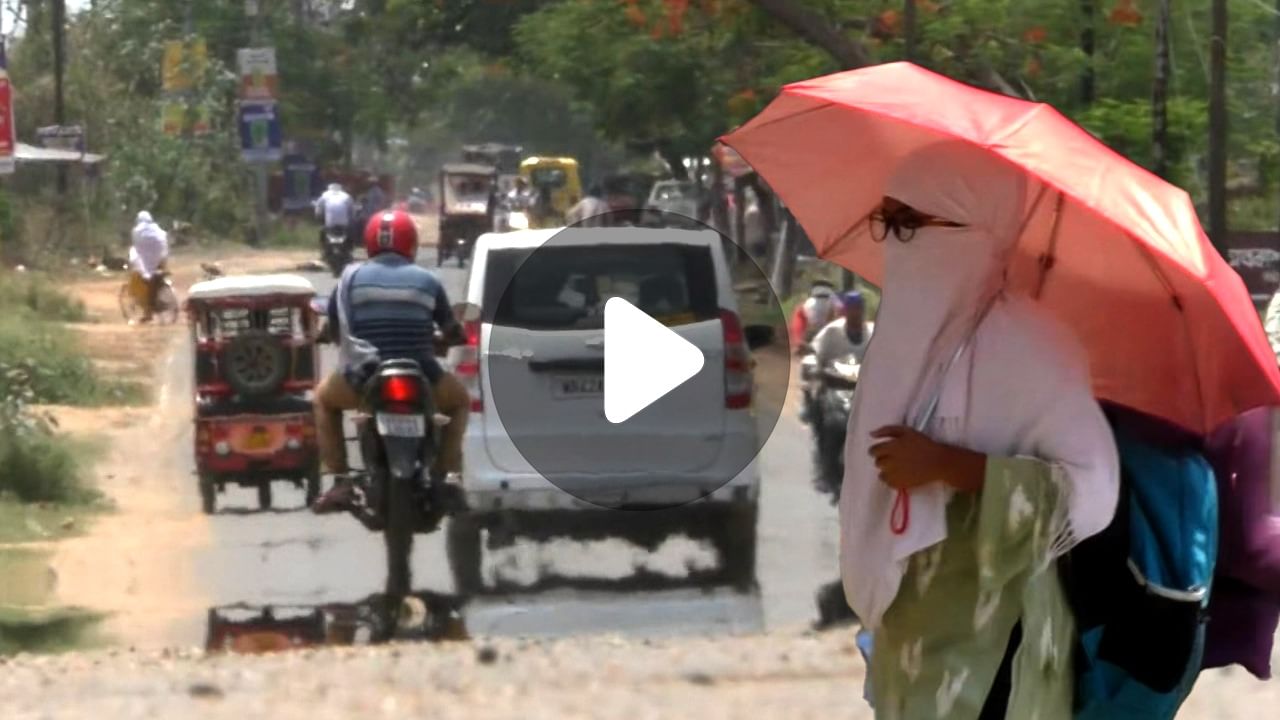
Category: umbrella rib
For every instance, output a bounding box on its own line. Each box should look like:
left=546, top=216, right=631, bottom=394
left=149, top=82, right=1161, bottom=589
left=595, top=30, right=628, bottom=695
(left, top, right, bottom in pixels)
left=1132, top=240, right=1208, bottom=430
left=1032, top=192, right=1066, bottom=300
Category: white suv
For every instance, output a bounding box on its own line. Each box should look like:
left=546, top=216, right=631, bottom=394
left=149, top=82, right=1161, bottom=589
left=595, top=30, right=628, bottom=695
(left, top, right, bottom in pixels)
left=444, top=227, right=766, bottom=593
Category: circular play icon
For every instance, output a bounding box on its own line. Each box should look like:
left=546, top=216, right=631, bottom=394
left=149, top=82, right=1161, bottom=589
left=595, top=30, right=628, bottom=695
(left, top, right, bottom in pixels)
left=479, top=210, right=788, bottom=511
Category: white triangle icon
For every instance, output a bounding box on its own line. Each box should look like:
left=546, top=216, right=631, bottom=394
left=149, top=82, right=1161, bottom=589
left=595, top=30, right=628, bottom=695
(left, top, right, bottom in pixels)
left=604, top=297, right=705, bottom=424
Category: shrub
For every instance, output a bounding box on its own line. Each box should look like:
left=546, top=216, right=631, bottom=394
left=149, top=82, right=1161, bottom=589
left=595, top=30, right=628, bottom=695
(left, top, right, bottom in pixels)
left=0, top=363, right=98, bottom=505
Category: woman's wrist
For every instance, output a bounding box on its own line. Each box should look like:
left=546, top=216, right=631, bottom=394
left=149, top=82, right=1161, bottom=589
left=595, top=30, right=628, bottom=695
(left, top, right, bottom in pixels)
left=941, top=445, right=987, bottom=493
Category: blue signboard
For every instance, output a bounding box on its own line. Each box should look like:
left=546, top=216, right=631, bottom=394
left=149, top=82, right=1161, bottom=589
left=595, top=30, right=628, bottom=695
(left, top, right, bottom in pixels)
left=281, top=154, right=319, bottom=212
left=238, top=101, right=282, bottom=163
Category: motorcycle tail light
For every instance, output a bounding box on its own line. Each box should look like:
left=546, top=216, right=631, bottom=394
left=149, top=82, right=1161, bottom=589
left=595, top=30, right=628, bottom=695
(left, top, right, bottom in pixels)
left=381, top=375, right=421, bottom=405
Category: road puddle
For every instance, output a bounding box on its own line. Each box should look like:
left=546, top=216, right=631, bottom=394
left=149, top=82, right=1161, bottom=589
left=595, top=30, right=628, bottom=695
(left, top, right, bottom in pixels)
left=205, top=592, right=468, bottom=654
left=0, top=547, right=106, bottom=655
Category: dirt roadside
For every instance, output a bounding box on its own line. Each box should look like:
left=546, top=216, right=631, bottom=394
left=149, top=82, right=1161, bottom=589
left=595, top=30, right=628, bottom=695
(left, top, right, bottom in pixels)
left=40, top=246, right=315, bottom=646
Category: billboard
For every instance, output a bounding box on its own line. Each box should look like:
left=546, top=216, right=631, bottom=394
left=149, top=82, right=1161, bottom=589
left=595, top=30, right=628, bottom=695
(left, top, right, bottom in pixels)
left=162, top=38, right=208, bottom=92
left=238, top=101, right=282, bottom=163
left=237, top=47, right=278, bottom=101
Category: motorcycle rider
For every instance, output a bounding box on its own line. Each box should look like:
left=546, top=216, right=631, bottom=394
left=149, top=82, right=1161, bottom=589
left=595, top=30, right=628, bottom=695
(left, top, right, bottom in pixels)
left=312, top=210, right=470, bottom=514
left=314, top=182, right=355, bottom=253
left=810, top=290, right=874, bottom=369
left=790, top=280, right=842, bottom=354
left=801, top=291, right=871, bottom=423
left=129, top=211, right=170, bottom=324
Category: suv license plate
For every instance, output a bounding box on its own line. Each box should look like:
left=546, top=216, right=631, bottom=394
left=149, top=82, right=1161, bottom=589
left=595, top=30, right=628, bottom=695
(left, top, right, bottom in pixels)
left=376, top=413, right=426, bottom=438
left=553, top=375, right=603, bottom=398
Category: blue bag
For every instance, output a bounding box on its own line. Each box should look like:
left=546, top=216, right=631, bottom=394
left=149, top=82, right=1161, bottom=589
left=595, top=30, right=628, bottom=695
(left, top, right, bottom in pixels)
left=1060, top=422, right=1218, bottom=720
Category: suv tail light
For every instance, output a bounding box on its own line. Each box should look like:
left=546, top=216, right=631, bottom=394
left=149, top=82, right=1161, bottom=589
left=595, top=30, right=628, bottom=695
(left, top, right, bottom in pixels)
left=455, top=320, right=483, bottom=413
left=721, top=310, right=752, bottom=410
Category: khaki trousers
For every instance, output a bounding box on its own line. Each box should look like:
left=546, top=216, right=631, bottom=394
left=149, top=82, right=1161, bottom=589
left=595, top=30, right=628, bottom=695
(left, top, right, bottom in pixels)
left=314, top=369, right=470, bottom=476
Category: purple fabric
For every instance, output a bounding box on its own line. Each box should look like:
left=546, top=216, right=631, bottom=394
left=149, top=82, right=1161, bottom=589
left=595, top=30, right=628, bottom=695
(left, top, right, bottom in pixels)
left=1202, top=407, right=1280, bottom=679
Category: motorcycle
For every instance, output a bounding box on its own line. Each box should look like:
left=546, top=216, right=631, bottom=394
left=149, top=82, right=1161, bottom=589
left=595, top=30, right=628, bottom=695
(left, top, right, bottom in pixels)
left=315, top=312, right=464, bottom=601
left=322, top=225, right=352, bottom=277
left=812, top=355, right=859, bottom=495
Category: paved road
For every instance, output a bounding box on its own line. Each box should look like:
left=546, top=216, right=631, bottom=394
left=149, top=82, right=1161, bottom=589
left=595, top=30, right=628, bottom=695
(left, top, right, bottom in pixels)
left=105, top=243, right=842, bottom=650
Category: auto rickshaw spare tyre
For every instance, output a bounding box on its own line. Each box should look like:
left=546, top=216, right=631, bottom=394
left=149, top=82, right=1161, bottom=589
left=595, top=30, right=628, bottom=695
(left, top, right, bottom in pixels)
left=199, top=474, right=217, bottom=515
left=221, top=329, right=289, bottom=397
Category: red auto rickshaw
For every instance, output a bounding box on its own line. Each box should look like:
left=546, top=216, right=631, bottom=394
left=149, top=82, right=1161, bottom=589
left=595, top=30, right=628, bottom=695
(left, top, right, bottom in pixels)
left=187, top=274, right=322, bottom=513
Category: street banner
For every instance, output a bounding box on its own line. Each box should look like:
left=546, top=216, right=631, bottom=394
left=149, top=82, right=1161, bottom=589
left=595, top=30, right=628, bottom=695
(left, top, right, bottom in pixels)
left=161, top=102, right=185, bottom=136
left=238, top=101, right=282, bottom=163
left=282, top=154, right=319, bottom=212
left=237, top=47, right=278, bottom=101
left=0, top=40, right=15, bottom=175
left=162, top=38, right=208, bottom=92
left=37, top=125, right=84, bottom=153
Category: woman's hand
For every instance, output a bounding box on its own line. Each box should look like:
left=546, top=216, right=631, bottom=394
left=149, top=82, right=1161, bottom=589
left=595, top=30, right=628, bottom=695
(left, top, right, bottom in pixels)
left=869, top=425, right=986, bottom=493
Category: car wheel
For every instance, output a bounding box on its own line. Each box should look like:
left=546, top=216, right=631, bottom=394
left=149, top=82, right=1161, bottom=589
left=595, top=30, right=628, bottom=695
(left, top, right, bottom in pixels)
left=709, top=502, right=758, bottom=588
left=446, top=514, right=484, bottom=595
left=199, top=474, right=217, bottom=515
left=221, top=330, right=289, bottom=397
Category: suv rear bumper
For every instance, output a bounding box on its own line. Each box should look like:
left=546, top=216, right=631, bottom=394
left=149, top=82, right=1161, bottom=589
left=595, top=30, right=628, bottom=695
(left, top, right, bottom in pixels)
left=460, top=463, right=759, bottom=513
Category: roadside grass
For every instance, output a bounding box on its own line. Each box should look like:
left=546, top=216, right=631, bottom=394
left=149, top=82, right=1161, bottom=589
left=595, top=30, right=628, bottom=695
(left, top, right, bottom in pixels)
left=0, top=316, right=147, bottom=407
left=0, top=606, right=106, bottom=656
left=0, top=433, right=106, bottom=508
left=263, top=220, right=319, bottom=249
left=0, top=272, right=89, bottom=322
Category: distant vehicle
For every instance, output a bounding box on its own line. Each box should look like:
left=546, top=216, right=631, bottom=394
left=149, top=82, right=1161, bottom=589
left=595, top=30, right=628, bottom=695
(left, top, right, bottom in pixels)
left=519, top=156, right=582, bottom=228
left=444, top=227, right=771, bottom=594
left=438, top=163, right=497, bottom=267
left=645, top=180, right=701, bottom=223
left=462, top=143, right=523, bottom=196
left=322, top=225, right=352, bottom=277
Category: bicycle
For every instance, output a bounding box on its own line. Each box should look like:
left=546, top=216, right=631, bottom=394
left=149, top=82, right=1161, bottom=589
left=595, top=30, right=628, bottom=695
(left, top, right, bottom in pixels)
left=119, top=270, right=180, bottom=324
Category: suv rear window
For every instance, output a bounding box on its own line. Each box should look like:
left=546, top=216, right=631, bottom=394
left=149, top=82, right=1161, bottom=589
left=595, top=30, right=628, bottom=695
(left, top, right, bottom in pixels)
left=484, top=244, right=718, bottom=330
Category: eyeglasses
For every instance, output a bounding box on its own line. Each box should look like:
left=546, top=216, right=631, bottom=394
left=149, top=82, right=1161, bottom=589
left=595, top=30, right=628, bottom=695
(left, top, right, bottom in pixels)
left=869, top=203, right=965, bottom=243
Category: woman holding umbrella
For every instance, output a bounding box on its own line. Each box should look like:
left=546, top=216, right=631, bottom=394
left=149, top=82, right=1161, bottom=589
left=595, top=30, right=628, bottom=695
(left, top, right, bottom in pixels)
left=724, top=61, right=1280, bottom=719
left=840, top=142, right=1119, bottom=719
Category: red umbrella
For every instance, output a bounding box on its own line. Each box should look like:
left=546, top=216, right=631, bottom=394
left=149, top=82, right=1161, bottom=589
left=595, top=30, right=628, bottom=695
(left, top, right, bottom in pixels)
left=722, top=62, right=1280, bottom=435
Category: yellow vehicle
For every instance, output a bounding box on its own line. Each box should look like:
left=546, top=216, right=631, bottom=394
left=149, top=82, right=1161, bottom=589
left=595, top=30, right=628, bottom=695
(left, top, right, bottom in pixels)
left=519, top=156, right=581, bottom=228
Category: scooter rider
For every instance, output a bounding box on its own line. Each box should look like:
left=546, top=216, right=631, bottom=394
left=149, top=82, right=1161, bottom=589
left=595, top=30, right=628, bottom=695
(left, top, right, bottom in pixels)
left=791, top=280, right=842, bottom=354
left=312, top=210, right=470, bottom=514
left=810, top=291, right=874, bottom=369
left=314, top=182, right=355, bottom=253
left=802, top=291, right=872, bottom=423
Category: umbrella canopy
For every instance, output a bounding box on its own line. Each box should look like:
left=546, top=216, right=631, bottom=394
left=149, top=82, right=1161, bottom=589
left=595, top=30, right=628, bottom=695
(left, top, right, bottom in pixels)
left=722, top=62, right=1280, bottom=435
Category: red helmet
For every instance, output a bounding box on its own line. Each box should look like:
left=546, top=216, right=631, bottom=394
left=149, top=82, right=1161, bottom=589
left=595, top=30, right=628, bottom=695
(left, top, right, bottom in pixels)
left=363, top=210, right=419, bottom=259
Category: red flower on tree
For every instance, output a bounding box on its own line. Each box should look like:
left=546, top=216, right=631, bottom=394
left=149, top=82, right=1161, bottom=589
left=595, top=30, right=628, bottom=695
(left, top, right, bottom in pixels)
left=1108, top=0, right=1143, bottom=27
left=1023, top=26, right=1048, bottom=45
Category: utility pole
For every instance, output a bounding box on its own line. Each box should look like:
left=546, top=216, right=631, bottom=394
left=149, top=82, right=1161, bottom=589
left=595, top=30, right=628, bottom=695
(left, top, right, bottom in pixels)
left=1079, top=0, right=1097, bottom=105
left=51, top=0, right=66, bottom=194
left=903, top=0, right=917, bottom=62
left=1209, top=0, right=1228, bottom=251
left=1153, top=0, right=1171, bottom=179
left=248, top=0, right=268, bottom=245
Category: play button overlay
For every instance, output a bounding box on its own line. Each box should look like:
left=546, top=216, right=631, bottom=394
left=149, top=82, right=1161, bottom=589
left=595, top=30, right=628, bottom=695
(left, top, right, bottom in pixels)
left=484, top=209, right=789, bottom=511
left=604, top=297, right=705, bottom=424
